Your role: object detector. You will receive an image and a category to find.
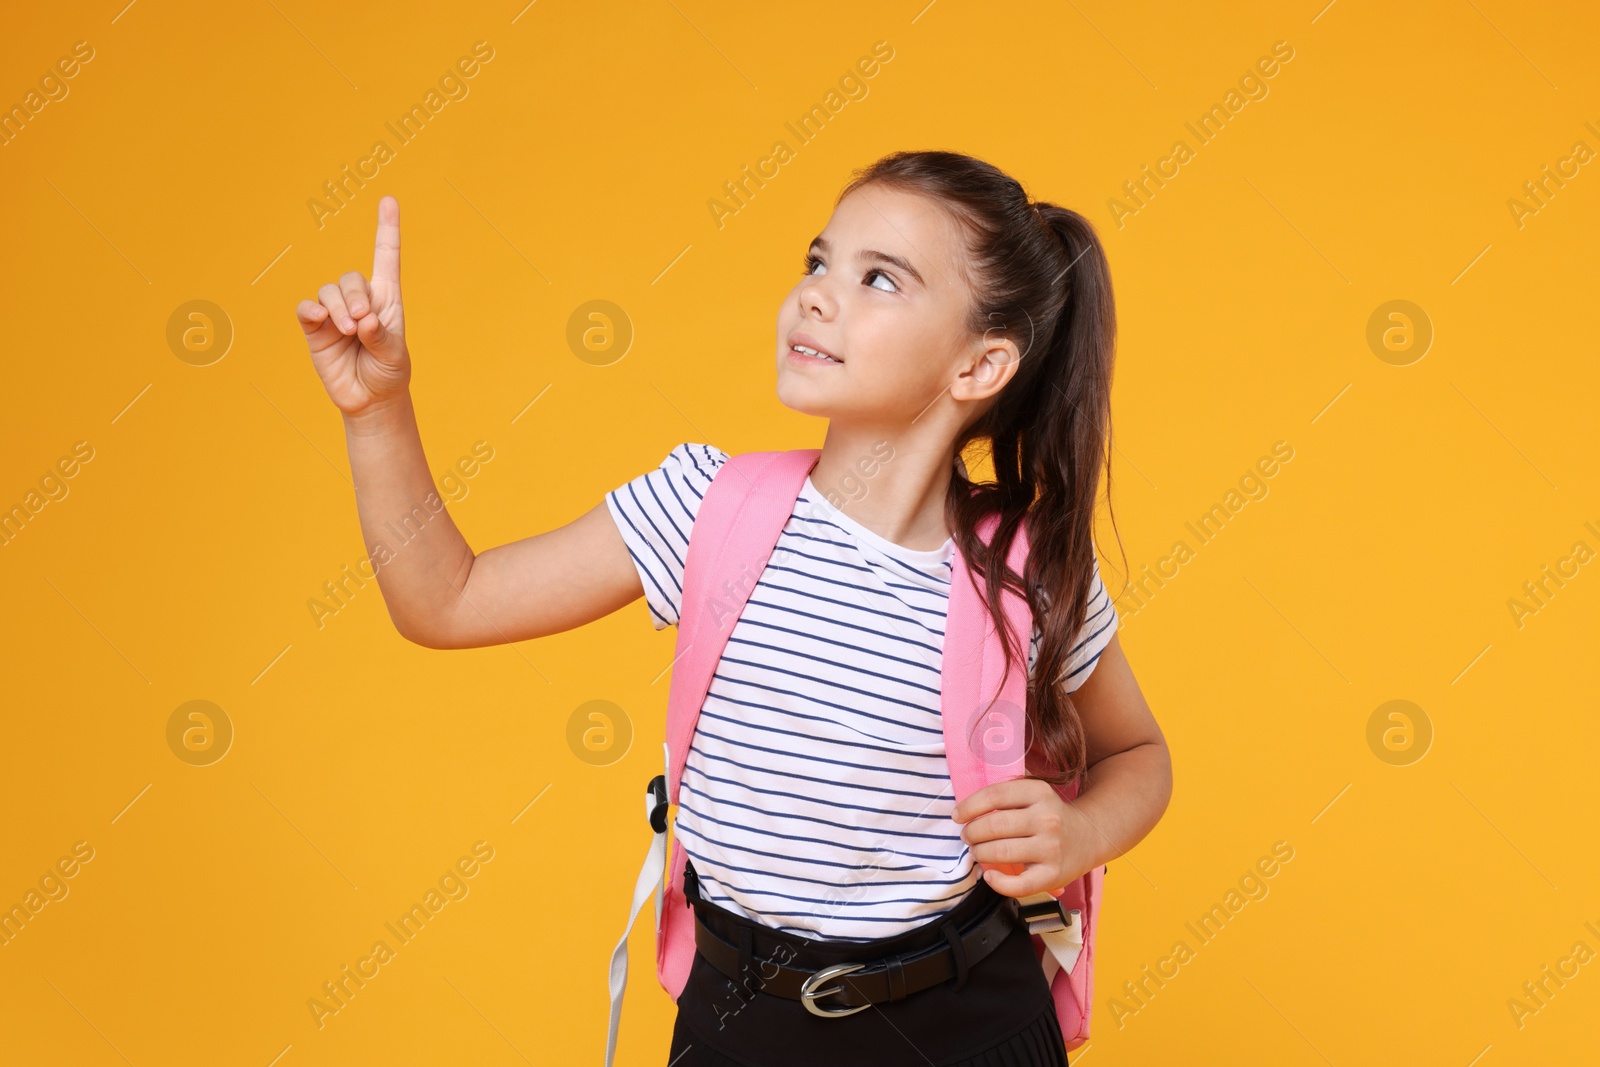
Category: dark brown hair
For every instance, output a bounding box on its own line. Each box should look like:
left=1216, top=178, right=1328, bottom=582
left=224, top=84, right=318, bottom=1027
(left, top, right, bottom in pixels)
left=837, top=150, right=1123, bottom=790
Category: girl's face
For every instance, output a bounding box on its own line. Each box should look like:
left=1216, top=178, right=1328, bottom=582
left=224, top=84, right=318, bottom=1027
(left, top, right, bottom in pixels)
left=776, top=184, right=999, bottom=423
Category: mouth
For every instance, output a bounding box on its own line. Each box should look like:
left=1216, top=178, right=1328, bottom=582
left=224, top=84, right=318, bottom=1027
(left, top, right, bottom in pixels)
left=787, top=333, right=843, bottom=364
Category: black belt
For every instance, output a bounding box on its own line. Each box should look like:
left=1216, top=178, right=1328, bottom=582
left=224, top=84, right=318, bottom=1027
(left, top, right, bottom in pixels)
left=690, top=885, right=1022, bottom=1017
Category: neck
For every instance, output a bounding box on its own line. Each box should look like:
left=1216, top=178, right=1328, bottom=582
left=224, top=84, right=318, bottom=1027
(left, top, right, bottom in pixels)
left=810, top=423, right=959, bottom=552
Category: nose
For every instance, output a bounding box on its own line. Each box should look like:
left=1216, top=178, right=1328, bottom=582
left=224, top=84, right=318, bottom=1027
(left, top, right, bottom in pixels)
left=797, top=272, right=833, bottom=320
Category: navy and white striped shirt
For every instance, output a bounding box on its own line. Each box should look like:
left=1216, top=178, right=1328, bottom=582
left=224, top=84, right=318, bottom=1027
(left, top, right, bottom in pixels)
left=605, top=443, right=1118, bottom=941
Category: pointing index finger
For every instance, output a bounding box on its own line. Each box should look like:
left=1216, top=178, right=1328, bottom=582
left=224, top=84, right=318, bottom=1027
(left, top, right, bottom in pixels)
left=373, top=195, right=401, bottom=285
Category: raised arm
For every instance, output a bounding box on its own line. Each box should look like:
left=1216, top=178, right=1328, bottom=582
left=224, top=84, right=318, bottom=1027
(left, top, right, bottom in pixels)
left=295, top=196, right=643, bottom=649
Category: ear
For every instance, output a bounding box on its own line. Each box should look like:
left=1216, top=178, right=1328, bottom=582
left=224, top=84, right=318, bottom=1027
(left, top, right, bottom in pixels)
left=951, top=333, right=1023, bottom=403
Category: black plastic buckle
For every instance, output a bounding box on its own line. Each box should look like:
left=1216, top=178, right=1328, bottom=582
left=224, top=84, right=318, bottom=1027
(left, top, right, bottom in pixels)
left=1017, top=898, right=1072, bottom=936
left=683, top=860, right=699, bottom=908
left=647, top=774, right=668, bottom=834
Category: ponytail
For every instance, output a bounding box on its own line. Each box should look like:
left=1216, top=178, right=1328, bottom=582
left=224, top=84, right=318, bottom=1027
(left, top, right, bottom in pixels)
left=839, top=151, right=1124, bottom=788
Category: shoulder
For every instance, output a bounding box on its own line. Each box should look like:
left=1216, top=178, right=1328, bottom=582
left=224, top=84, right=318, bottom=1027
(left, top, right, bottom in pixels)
left=603, top=442, right=732, bottom=559
left=654, top=442, right=730, bottom=493
left=1026, top=543, right=1120, bottom=692
left=603, top=443, right=730, bottom=631
left=1025, top=566, right=1117, bottom=631
left=667, top=441, right=731, bottom=483
left=606, top=442, right=729, bottom=522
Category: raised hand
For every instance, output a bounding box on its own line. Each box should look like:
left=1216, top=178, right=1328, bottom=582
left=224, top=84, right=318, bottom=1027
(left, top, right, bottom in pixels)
left=296, top=195, right=411, bottom=416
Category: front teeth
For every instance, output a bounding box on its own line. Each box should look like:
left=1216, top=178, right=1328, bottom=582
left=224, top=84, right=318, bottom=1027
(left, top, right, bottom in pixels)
left=793, top=344, right=839, bottom=362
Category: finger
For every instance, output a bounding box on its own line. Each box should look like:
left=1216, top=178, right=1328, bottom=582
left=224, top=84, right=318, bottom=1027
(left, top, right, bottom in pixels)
left=295, top=298, right=331, bottom=337
left=961, top=807, right=1035, bottom=845
left=970, top=838, right=1039, bottom=870
left=980, top=864, right=1059, bottom=899
left=338, top=271, right=372, bottom=319
left=372, top=195, right=401, bottom=286
left=982, top=861, right=1027, bottom=877
left=317, top=282, right=358, bottom=335
left=952, top=778, right=1050, bottom=824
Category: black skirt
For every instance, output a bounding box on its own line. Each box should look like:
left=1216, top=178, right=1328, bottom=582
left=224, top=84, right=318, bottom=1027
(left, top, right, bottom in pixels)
left=667, top=860, right=1070, bottom=1067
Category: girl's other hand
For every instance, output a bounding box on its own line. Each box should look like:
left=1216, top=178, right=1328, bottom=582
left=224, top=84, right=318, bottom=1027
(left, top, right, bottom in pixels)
left=295, top=195, right=412, bottom=417
left=952, top=778, right=1097, bottom=898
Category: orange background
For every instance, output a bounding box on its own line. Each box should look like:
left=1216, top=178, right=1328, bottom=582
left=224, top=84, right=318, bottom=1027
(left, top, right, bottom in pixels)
left=1, top=1, right=1597, bottom=1064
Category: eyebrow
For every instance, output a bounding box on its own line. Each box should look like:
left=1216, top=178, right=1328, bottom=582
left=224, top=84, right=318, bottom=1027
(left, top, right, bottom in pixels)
left=809, top=235, right=925, bottom=288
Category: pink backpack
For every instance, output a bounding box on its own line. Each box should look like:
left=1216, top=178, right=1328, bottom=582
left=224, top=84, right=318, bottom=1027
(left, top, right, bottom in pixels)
left=605, top=448, right=1104, bottom=1064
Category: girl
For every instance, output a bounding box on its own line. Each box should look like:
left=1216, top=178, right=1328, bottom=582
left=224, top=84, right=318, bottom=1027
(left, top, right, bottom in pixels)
left=295, top=150, right=1172, bottom=1066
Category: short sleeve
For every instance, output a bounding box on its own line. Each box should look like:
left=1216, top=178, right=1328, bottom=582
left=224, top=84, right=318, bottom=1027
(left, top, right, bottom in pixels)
left=1027, top=551, right=1119, bottom=692
left=604, top=443, right=728, bottom=630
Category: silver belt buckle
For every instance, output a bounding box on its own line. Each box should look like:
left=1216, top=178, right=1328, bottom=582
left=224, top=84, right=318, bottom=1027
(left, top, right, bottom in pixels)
left=799, top=961, right=870, bottom=1017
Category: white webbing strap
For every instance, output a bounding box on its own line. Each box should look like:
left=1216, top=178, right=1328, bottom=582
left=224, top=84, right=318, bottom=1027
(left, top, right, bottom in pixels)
left=1018, top=890, right=1083, bottom=988
left=604, top=743, right=670, bottom=1067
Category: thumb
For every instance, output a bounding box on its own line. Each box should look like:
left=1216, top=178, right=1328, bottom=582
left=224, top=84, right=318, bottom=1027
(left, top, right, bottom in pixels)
left=356, top=310, right=400, bottom=356
left=978, top=862, right=1033, bottom=898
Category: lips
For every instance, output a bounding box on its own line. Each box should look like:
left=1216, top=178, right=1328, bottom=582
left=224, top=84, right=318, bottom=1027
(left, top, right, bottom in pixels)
left=788, top=332, right=841, bottom=362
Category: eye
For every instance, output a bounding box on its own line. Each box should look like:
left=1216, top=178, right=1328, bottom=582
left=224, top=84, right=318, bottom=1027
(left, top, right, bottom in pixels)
left=803, top=253, right=899, bottom=294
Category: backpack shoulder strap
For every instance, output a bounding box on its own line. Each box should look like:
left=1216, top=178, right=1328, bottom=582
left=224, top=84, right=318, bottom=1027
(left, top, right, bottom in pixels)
left=941, top=506, right=1034, bottom=800
left=664, top=447, right=820, bottom=802
left=942, top=507, right=1094, bottom=994
left=606, top=447, right=818, bottom=1067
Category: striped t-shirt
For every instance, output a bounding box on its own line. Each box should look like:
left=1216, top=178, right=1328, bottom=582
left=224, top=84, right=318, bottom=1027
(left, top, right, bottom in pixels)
left=604, top=443, right=1119, bottom=941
